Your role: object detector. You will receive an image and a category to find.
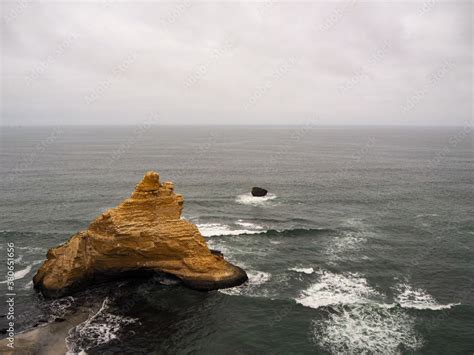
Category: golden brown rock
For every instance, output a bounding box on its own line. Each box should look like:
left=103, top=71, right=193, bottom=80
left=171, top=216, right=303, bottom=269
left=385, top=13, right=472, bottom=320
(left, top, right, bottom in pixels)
left=33, top=171, right=247, bottom=298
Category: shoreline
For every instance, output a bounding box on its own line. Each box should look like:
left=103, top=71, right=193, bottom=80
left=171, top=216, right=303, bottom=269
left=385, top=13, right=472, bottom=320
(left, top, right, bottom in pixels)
left=0, top=308, right=90, bottom=355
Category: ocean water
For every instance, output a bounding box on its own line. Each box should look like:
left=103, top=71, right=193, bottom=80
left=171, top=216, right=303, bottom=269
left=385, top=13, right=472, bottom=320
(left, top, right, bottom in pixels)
left=0, top=126, right=473, bottom=354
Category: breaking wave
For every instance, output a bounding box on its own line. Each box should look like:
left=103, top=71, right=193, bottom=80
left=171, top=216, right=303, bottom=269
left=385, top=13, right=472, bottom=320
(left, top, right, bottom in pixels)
left=393, top=283, right=459, bottom=310
left=235, top=193, right=277, bottom=206
left=312, top=304, right=423, bottom=354
left=49, top=296, right=76, bottom=319
left=199, top=223, right=332, bottom=238
left=197, top=221, right=265, bottom=237
left=16, top=246, right=48, bottom=254
left=0, top=265, right=32, bottom=284
left=219, top=270, right=271, bottom=297
left=0, top=260, right=43, bottom=284
left=297, top=270, right=461, bottom=353
left=295, top=270, right=382, bottom=309
left=66, top=297, right=137, bottom=353
left=288, top=266, right=314, bottom=274
left=298, top=269, right=423, bottom=353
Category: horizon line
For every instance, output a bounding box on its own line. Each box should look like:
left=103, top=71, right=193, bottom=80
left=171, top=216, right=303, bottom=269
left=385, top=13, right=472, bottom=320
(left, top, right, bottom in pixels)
left=1, top=123, right=472, bottom=128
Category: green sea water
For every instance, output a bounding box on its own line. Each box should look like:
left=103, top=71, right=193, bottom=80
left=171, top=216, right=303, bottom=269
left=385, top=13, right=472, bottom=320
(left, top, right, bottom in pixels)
left=0, top=126, right=473, bottom=354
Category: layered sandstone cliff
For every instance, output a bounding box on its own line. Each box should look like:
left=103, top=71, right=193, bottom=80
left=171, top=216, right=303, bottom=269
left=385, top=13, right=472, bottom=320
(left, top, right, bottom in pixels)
left=33, top=171, right=247, bottom=298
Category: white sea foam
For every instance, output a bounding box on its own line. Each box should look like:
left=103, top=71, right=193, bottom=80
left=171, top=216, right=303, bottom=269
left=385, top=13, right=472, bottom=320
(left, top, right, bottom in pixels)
left=288, top=266, right=314, bottom=274
left=296, top=270, right=381, bottom=309
left=17, top=246, right=47, bottom=254
left=235, top=193, right=277, bottom=206
left=197, top=222, right=265, bottom=237
left=324, top=219, right=371, bottom=264
left=14, top=265, right=32, bottom=280
left=415, top=213, right=439, bottom=218
left=205, top=239, right=238, bottom=265
left=0, top=264, right=34, bottom=283
left=235, top=220, right=265, bottom=230
left=312, top=304, right=423, bottom=354
left=394, top=283, right=459, bottom=310
left=327, top=230, right=367, bottom=256
left=49, top=296, right=75, bottom=319
left=342, top=218, right=365, bottom=228
left=66, top=297, right=137, bottom=353
left=219, top=270, right=271, bottom=296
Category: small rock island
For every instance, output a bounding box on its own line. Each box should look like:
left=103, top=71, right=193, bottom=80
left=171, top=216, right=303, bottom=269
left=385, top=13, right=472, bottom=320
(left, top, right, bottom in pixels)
left=33, top=171, right=248, bottom=298
left=251, top=187, right=268, bottom=197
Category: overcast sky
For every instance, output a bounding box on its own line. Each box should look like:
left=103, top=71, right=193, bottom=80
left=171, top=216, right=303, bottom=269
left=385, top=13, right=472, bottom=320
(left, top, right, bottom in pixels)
left=1, top=1, right=472, bottom=126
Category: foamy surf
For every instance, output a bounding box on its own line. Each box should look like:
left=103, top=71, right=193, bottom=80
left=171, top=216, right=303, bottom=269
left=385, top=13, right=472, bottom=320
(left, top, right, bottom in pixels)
left=219, top=270, right=271, bottom=296
left=236, top=220, right=265, bottom=230
left=12, top=265, right=32, bottom=280
left=288, top=266, right=314, bottom=274
left=326, top=230, right=367, bottom=257
left=66, top=297, right=137, bottom=353
left=0, top=262, right=40, bottom=283
left=49, top=296, right=76, bottom=319
left=17, top=246, right=47, bottom=254
left=197, top=221, right=265, bottom=237
left=312, top=304, right=423, bottom=354
left=296, top=270, right=382, bottom=309
left=235, top=193, right=277, bottom=206
left=393, top=283, right=459, bottom=310
left=324, top=219, right=372, bottom=263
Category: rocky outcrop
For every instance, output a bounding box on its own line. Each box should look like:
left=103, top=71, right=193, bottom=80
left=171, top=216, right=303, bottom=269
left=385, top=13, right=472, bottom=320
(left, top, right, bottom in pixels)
left=251, top=187, right=268, bottom=197
left=33, top=171, right=247, bottom=298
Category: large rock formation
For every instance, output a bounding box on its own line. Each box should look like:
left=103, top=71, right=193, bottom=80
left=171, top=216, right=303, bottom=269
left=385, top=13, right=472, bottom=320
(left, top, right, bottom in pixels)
left=33, top=171, right=247, bottom=298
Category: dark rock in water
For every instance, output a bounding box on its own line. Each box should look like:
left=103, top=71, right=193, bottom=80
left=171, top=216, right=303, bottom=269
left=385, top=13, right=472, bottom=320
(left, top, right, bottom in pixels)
left=210, top=249, right=224, bottom=257
left=251, top=187, right=268, bottom=197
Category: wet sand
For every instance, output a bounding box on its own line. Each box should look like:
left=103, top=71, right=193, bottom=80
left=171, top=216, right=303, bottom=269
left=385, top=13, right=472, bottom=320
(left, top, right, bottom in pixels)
left=0, top=308, right=90, bottom=355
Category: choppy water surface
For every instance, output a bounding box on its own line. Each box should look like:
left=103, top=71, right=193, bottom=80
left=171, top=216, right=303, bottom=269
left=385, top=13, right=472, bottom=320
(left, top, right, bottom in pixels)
left=0, top=126, right=473, bottom=354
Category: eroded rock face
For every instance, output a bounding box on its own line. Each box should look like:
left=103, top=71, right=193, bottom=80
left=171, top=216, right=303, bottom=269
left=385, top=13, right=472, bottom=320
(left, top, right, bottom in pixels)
left=33, top=171, right=247, bottom=298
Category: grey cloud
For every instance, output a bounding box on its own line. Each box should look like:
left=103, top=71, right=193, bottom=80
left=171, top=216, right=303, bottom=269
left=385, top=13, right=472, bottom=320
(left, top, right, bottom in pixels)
left=1, top=0, right=472, bottom=126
